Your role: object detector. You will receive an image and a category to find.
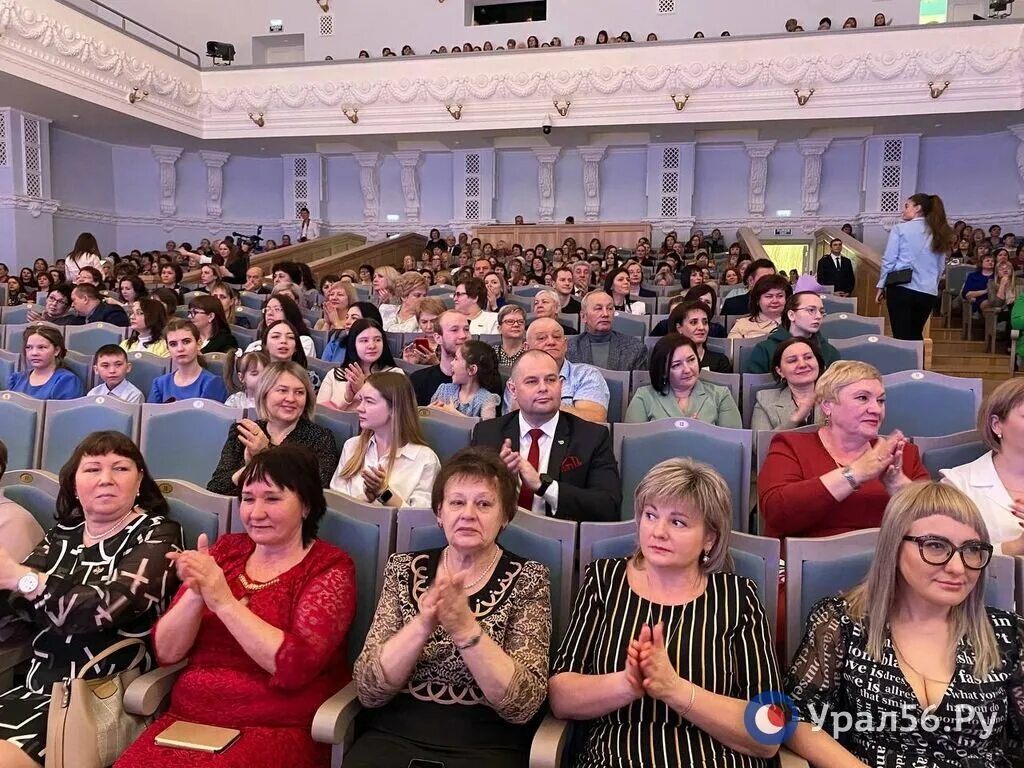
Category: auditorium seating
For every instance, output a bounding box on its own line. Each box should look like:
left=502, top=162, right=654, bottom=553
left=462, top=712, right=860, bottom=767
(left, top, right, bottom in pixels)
left=416, top=407, right=478, bottom=462
left=140, top=399, right=242, bottom=486
left=830, top=334, right=924, bottom=374
left=880, top=371, right=982, bottom=437
left=913, top=430, right=988, bottom=480
left=819, top=313, right=884, bottom=339
left=39, top=394, right=139, bottom=473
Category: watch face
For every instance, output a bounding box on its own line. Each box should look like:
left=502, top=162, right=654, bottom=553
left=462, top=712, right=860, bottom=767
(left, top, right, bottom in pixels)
left=18, top=571, right=39, bottom=594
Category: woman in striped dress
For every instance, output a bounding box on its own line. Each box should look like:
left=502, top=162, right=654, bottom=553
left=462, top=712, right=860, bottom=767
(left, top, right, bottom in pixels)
left=549, top=458, right=782, bottom=768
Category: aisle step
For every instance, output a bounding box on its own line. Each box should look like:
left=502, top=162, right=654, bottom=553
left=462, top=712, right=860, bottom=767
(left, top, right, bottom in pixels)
left=931, top=354, right=1008, bottom=371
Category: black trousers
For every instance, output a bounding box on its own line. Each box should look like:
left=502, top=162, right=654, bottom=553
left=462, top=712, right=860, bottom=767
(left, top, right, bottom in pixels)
left=885, top=285, right=935, bottom=341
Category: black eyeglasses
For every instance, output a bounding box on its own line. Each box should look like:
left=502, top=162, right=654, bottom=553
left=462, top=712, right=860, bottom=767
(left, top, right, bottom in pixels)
left=901, top=535, right=993, bottom=570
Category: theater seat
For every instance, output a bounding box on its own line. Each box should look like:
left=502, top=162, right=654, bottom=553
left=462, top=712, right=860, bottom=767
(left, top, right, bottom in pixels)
left=140, top=399, right=243, bottom=487
left=313, top=404, right=360, bottom=450
left=880, top=371, right=982, bottom=438
left=156, top=478, right=231, bottom=548
left=0, top=348, right=19, bottom=389
left=830, top=334, right=923, bottom=375
left=0, top=468, right=59, bottom=531
left=911, top=430, right=988, bottom=480
left=39, top=395, right=140, bottom=474
left=819, top=313, right=884, bottom=340
left=0, top=391, right=44, bottom=470
left=125, top=351, right=170, bottom=397
left=64, top=322, right=127, bottom=356
left=417, top=407, right=477, bottom=462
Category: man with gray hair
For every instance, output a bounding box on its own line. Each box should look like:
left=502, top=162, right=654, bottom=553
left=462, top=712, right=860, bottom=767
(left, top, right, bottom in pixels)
left=566, top=291, right=649, bottom=371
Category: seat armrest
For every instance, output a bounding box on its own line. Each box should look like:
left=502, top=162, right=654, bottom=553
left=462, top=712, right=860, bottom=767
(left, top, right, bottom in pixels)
left=529, top=714, right=571, bottom=768
left=312, top=681, right=361, bottom=746
left=0, top=641, right=32, bottom=674
left=123, top=660, right=188, bottom=716
left=779, top=746, right=810, bottom=768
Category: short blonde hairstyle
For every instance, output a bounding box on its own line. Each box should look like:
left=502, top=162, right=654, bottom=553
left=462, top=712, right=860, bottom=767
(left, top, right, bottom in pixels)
left=814, top=360, right=882, bottom=404
left=374, top=265, right=400, bottom=293
left=254, top=361, right=315, bottom=421
left=394, top=271, right=428, bottom=300
left=416, top=296, right=447, bottom=319
left=633, top=458, right=732, bottom=574
left=981, top=378, right=1024, bottom=452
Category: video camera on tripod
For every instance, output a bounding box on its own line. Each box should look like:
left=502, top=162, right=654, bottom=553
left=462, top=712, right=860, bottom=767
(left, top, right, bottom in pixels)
left=232, top=226, right=264, bottom=252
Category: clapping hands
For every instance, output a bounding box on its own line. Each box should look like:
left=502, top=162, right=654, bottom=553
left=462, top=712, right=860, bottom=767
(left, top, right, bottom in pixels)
left=236, top=419, right=270, bottom=464
left=166, top=534, right=234, bottom=612
left=417, top=567, right=477, bottom=643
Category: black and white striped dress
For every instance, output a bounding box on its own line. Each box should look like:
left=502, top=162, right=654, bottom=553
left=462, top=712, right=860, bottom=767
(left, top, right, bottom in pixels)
left=0, top=513, right=182, bottom=763
left=551, top=558, right=781, bottom=768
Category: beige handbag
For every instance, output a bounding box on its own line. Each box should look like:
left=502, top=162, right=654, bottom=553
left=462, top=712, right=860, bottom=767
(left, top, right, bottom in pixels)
left=45, top=638, right=152, bottom=768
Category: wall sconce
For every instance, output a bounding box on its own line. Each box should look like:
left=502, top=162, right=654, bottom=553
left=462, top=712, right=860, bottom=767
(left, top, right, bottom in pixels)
left=928, top=80, right=950, bottom=99
left=127, top=87, right=149, bottom=105
left=342, top=108, right=359, bottom=124
left=794, top=88, right=815, bottom=106
left=446, top=104, right=463, bottom=120
left=248, top=112, right=265, bottom=127
left=670, top=94, right=689, bottom=111
left=553, top=100, right=571, bottom=117
left=316, top=0, right=329, bottom=11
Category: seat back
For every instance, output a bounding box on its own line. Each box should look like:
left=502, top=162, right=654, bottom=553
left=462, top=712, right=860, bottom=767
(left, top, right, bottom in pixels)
left=1, top=304, right=30, bottom=325
left=321, top=491, right=396, bottom=665
left=596, top=368, right=630, bottom=424
left=733, top=337, right=763, bottom=374
left=231, top=325, right=257, bottom=350
left=64, top=323, right=126, bottom=356
left=417, top=408, right=477, bottom=462
left=313, top=405, right=360, bottom=452
left=236, top=306, right=262, bottom=328
left=819, top=313, right=884, bottom=339
left=613, top=420, right=752, bottom=529
left=40, top=396, right=141, bottom=474
left=125, top=351, right=170, bottom=398
left=705, top=336, right=731, bottom=360
left=821, top=296, right=857, bottom=314
left=880, top=371, right=982, bottom=438
left=156, top=478, right=230, bottom=548
left=986, top=555, right=1016, bottom=612
left=699, top=370, right=740, bottom=405
left=0, top=469, right=59, bottom=530
left=630, top=369, right=651, bottom=399
left=0, top=349, right=18, bottom=390
left=62, top=351, right=93, bottom=390
left=201, top=352, right=230, bottom=381
left=3, top=321, right=62, bottom=354
left=240, top=291, right=264, bottom=310
left=557, top=313, right=580, bottom=332
left=140, top=400, right=244, bottom=487
left=830, top=335, right=923, bottom=375
left=741, top=373, right=778, bottom=429
left=1017, top=556, right=1024, bottom=616
left=512, top=285, right=544, bottom=298
left=0, top=391, right=44, bottom=470
left=945, top=264, right=973, bottom=295
left=611, top=313, right=648, bottom=337
left=785, top=529, right=879, bottom=663
left=309, top=328, right=328, bottom=357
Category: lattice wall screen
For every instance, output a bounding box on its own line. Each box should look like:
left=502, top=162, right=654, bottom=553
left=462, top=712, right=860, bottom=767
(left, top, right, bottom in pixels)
left=660, top=146, right=680, bottom=218
left=319, top=15, right=335, bottom=36
left=22, top=117, right=42, bottom=198
left=293, top=157, right=309, bottom=216
left=464, top=153, right=482, bottom=220
left=658, top=0, right=676, bottom=14
left=879, top=139, right=903, bottom=213
left=0, top=112, right=7, bottom=168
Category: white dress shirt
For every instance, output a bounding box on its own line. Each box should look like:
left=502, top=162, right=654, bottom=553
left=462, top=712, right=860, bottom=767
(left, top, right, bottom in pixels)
left=87, top=379, right=144, bottom=404
left=299, top=218, right=320, bottom=240
left=518, top=411, right=561, bottom=516
left=330, top=435, right=440, bottom=508
left=468, top=310, right=499, bottom=335
left=317, top=365, right=404, bottom=409
left=940, top=451, right=1024, bottom=555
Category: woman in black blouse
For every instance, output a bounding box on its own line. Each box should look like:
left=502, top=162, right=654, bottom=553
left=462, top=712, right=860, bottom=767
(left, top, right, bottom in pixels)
left=784, top=481, right=1024, bottom=768
left=549, top=457, right=781, bottom=768
left=0, top=431, right=182, bottom=768
left=667, top=300, right=732, bottom=373
left=207, top=361, right=339, bottom=495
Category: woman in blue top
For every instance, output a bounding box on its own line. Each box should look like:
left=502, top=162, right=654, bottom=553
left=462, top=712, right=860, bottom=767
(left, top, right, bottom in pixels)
left=430, top=339, right=502, bottom=418
left=876, top=193, right=954, bottom=340
left=961, top=252, right=996, bottom=316
left=148, top=318, right=228, bottom=403
left=7, top=325, right=83, bottom=400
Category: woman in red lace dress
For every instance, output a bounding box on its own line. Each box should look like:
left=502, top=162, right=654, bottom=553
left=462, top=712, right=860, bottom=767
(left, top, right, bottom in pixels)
left=117, top=445, right=357, bottom=768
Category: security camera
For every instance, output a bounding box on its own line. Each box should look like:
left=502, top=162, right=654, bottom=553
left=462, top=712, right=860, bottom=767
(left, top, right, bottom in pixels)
left=542, top=114, right=552, bottom=135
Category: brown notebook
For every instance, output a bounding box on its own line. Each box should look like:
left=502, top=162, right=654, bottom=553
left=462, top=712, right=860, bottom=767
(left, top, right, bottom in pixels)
left=155, top=720, right=241, bottom=753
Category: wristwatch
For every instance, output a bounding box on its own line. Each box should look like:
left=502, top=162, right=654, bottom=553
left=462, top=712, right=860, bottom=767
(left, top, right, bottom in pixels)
left=17, top=570, right=40, bottom=595
left=536, top=473, right=554, bottom=497
left=840, top=466, right=860, bottom=491
left=377, top=488, right=394, bottom=505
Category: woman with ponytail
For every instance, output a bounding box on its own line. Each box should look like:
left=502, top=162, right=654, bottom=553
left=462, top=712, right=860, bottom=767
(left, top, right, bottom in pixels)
left=876, top=193, right=954, bottom=340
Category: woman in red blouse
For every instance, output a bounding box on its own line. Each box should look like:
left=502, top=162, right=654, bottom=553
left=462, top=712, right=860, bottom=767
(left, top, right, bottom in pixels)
left=758, top=360, right=928, bottom=538
left=117, top=445, right=357, bottom=768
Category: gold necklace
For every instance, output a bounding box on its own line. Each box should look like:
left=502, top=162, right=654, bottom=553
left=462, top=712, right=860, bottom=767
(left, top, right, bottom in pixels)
left=891, top=636, right=952, bottom=707
left=238, top=572, right=280, bottom=593
left=444, top=546, right=501, bottom=591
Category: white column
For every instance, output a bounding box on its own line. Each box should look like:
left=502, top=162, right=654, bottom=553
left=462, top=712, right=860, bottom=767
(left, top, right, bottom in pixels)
left=797, top=139, right=831, bottom=216
left=1008, top=124, right=1024, bottom=207
left=150, top=145, right=183, bottom=217
left=534, top=147, right=560, bottom=223
left=579, top=145, right=607, bottom=222
left=744, top=141, right=775, bottom=216
left=198, top=150, right=230, bottom=219
left=353, top=152, right=381, bottom=226
left=394, top=150, right=422, bottom=224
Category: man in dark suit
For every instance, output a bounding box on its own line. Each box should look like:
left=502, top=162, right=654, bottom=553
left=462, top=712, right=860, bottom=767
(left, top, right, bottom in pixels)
left=720, top=258, right=776, bottom=316
left=67, top=284, right=129, bottom=326
left=471, top=349, right=621, bottom=522
left=815, top=238, right=856, bottom=296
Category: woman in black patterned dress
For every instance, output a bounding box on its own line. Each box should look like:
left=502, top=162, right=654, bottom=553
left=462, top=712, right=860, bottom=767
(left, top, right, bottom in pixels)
left=0, top=432, right=182, bottom=768
left=785, top=481, right=1024, bottom=767
left=549, top=457, right=782, bottom=768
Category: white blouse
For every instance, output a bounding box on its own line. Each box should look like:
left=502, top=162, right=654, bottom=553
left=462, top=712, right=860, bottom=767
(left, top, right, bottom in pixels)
left=316, top=365, right=404, bottom=409
left=940, top=451, right=1024, bottom=555
left=330, top=436, right=440, bottom=508
left=380, top=304, right=420, bottom=334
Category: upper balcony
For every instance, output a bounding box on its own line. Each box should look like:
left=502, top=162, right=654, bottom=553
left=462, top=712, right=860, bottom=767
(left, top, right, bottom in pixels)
left=2, top=0, right=1023, bottom=141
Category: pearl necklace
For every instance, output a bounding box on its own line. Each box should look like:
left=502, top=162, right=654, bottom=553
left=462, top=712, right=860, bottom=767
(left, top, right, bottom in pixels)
left=84, top=506, right=138, bottom=540
left=444, top=546, right=501, bottom=591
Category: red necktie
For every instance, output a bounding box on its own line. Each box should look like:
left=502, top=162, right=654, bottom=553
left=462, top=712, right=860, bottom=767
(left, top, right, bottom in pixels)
left=517, top=428, right=544, bottom=510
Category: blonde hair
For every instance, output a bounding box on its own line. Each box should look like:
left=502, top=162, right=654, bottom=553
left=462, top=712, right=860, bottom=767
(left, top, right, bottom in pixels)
left=374, top=266, right=400, bottom=294
left=845, top=481, right=999, bottom=678
left=254, top=361, right=315, bottom=421
left=815, top=360, right=882, bottom=404
left=980, top=377, right=1024, bottom=452
left=394, top=270, right=428, bottom=300
left=632, top=458, right=732, bottom=574
left=416, top=297, right=446, bottom=319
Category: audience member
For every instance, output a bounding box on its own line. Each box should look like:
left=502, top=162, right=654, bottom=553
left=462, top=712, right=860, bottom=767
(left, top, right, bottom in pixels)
left=566, top=291, right=648, bottom=371
left=758, top=361, right=927, bottom=538
left=188, top=295, right=238, bottom=353
left=484, top=271, right=507, bottom=312
left=0, top=432, right=182, bottom=768
left=209, top=281, right=250, bottom=329
left=121, top=298, right=170, bottom=356
left=750, top=337, right=824, bottom=432
left=667, top=300, right=731, bottom=372
left=784, top=482, right=1023, bottom=767
left=604, top=268, right=646, bottom=315
left=66, top=283, right=129, bottom=327
left=8, top=325, right=84, bottom=400
left=317, top=318, right=400, bottom=411
left=532, top=289, right=577, bottom=335
left=330, top=371, right=440, bottom=507
left=401, top=296, right=445, bottom=366
left=63, top=232, right=103, bottom=284
left=381, top=271, right=428, bottom=333
left=721, top=259, right=776, bottom=316
left=119, top=445, right=356, bottom=768
left=553, top=266, right=582, bottom=313
left=87, top=344, right=143, bottom=403
left=148, top=319, right=229, bottom=403
left=0, top=439, right=44, bottom=562
left=454, top=276, right=499, bottom=334
left=431, top=340, right=502, bottom=418
left=225, top=348, right=269, bottom=409
left=26, top=283, right=73, bottom=325
left=261, top=320, right=310, bottom=378
left=744, top=291, right=840, bottom=374
left=371, top=265, right=401, bottom=307
left=549, top=457, right=781, bottom=767
left=410, top=310, right=471, bottom=406
left=492, top=304, right=527, bottom=367
left=246, top=294, right=317, bottom=359
left=316, top=281, right=356, bottom=331
left=961, top=252, right=995, bottom=316
left=816, top=238, right=856, bottom=296
left=728, top=274, right=791, bottom=339
left=625, top=335, right=740, bottom=426
left=347, top=448, right=550, bottom=768
left=117, top=275, right=148, bottom=305
left=244, top=266, right=270, bottom=294
left=474, top=349, right=621, bottom=521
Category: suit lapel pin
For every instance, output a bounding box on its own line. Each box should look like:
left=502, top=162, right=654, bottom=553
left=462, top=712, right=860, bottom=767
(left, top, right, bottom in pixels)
left=557, top=439, right=565, bottom=445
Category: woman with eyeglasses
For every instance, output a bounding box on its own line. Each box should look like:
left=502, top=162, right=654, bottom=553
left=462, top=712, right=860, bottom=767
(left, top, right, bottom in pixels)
left=121, top=298, right=170, bottom=357
left=784, top=481, right=1023, bottom=768
left=493, top=304, right=527, bottom=367
left=743, top=291, right=840, bottom=374
left=187, top=295, right=238, bottom=354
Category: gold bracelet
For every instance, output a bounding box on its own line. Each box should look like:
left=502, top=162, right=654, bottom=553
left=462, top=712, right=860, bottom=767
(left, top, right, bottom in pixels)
left=679, top=680, right=697, bottom=717
left=455, top=630, right=483, bottom=650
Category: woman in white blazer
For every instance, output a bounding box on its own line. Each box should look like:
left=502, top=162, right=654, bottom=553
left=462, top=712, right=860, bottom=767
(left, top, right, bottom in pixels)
left=939, top=378, right=1024, bottom=555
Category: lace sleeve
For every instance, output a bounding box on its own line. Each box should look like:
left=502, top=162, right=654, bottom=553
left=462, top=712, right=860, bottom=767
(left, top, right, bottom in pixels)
left=493, top=561, right=551, bottom=724
left=783, top=596, right=850, bottom=724
left=353, top=553, right=408, bottom=707
left=271, top=549, right=357, bottom=690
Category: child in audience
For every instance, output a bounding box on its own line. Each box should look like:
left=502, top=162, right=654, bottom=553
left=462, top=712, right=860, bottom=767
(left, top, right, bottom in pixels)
left=87, top=344, right=143, bottom=403
left=224, top=349, right=269, bottom=408
left=430, top=339, right=502, bottom=418
left=7, top=325, right=84, bottom=400
left=148, top=318, right=228, bottom=403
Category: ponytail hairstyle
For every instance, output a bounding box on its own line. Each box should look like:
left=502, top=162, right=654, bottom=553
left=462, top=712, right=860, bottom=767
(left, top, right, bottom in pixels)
left=909, top=193, right=955, bottom=254
left=460, top=340, right=503, bottom=398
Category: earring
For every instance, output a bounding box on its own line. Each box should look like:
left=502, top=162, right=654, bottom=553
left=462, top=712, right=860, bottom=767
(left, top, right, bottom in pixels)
left=823, top=413, right=831, bottom=427
left=699, top=551, right=709, bottom=565
left=995, top=431, right=1003, bottom=440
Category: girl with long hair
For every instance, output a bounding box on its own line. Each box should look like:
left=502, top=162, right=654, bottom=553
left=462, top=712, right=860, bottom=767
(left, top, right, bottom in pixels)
left=429, top=340, right=502, bottom=418
left=148, top=319, right=228, bottom=403
left=317, top=318, right=399, bottom=411
left=8, top=325, right=83, bottom=400
left=122, top=298, right=170, bottom=356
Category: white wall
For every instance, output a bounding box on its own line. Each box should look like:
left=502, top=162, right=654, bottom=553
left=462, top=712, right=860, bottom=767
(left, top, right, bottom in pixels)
left=601, top=148, right=648, bottom=220
left=495, top=150, right=539, bottom=223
